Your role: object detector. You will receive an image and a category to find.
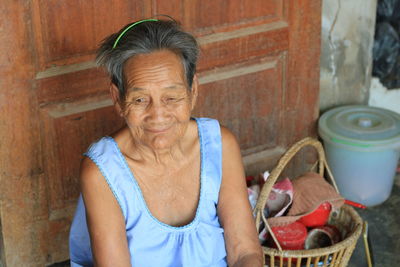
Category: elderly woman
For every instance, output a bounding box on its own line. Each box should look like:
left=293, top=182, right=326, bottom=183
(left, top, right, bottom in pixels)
left=69, top=18, right=262, bottom=267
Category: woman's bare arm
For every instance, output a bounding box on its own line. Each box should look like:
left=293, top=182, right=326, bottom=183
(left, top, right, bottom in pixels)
left=80, top=157, right=131, bottom=267
left=217, top=126, right=263, bottom=267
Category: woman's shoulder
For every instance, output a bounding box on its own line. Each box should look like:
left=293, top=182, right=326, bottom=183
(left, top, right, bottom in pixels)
left=80, top=155, right=104, bottom=189
left=220, top=125, right=236, bottom=140
left=82, top=131, right=127, bottom=177
left=220, top=128, right=241, bottom=165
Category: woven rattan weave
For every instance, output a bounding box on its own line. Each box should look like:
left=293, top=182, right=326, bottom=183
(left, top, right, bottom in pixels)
left=254, top=138, right=363, bottom=267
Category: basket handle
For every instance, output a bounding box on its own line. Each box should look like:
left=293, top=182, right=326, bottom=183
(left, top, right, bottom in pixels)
left=254, top=137, right=339, bottom=250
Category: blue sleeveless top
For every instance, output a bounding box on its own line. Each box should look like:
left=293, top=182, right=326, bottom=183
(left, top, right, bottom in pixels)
left=69, top=118, right=227, bottom=267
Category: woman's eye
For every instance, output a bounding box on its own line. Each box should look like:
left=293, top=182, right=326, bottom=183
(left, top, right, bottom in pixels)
left=134, top=98, right=147, bottom=104
left=165, top=96, right=184, bottom=103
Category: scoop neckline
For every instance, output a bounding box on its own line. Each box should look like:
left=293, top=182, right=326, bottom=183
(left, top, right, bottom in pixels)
left=107, top=118, right=204, bottom=231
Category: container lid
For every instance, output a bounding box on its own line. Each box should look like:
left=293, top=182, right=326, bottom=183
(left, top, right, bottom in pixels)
left=318, top=105, right=400, bottom=150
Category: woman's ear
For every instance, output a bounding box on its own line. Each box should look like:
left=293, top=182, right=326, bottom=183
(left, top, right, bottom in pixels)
left=190, top=75, right=199, bottom=111
left=109, top=83, right=124, bottom=117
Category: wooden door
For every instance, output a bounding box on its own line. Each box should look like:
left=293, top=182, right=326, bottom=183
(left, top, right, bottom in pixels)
left=0, top=1, right=321, bottom=266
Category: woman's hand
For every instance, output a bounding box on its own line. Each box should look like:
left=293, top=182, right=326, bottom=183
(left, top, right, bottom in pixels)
left=80, top=158, right=131, bottom=267
left=218, top=127, right=264, bottom=267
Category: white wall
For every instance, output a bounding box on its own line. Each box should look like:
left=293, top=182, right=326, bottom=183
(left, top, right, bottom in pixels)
left=320, top=0, right=377, bottom=112
left=369, top=77, right=400, bottom=114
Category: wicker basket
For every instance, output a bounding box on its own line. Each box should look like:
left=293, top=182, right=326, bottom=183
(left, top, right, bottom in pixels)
left=254, top=137, right=363, bottom=267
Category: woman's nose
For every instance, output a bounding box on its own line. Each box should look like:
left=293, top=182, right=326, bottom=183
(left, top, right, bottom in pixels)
left=148, top=100, right=167, bottom=120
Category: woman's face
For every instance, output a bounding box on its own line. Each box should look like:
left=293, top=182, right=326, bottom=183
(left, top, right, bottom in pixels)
left=119, top=49, right=197, bottom=151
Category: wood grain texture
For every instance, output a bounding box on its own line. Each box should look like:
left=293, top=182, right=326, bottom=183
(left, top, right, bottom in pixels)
left=154, top=0, right=183, bottom=23
left=40, top=105, right=124, bottom=210
left=280, top=0, right=322, bottom=173
left=197, top=22, right=288, bottom=72
left=37, top=68, right=109, bottom=104
left=185, top=0, right=281, bottom=31
left=193, top=55, right=283, bottom=152
left=0, top=1, right=44, bottom=266
left=32, top=0, right=149, bottom=68
left=283, top=0, right=321, bottom=145
left=0, top=0, right=321, bottom=265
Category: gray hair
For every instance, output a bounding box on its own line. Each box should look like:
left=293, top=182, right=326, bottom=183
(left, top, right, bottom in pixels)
left=96, top=19, right=199, bottom=99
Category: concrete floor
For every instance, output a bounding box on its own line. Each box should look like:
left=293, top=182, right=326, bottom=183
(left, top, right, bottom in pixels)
left=348, top=172, right=400, bottom=267
left=49, top=173, right=400, bottom=267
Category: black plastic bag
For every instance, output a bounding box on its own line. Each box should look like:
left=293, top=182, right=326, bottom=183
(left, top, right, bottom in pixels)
left=377, top=0, right=400, bottom=23
left=381, top=57, right=400, bottom=89
left=372, top=22, right=400, bottom=79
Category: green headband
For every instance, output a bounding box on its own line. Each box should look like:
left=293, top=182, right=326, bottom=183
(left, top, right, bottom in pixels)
left=112, top=19, right=159, bottom=49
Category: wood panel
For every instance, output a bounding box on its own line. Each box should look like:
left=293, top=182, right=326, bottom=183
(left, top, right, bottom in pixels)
left=37, top=68, right=109, bottom=104
left=185, top=0, right=283, bottom=31
left=32, top=0, right=151, bottom=68
left=40, top=103, right=124, bottom=210
left=0, top=0, right=321, bottom=266
left=283, top=0, right=321, bottom=145
left=194, top=55, right=284, bottom=154
left=0, top=1, right=45, bottom=265
left=155, top=0, right=283, bottom=34
left=154, top=0, right=184, bottom=23
left=197, top=21, right=288, bottom=71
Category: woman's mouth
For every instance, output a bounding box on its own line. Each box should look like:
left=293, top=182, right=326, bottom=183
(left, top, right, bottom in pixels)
left=146, top=126, right=171, bottom=133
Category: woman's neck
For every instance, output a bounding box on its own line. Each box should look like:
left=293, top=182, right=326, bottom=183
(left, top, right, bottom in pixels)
left=132, top=138, right=187, bottom=166
left=116, top=124, right=195, bottom=167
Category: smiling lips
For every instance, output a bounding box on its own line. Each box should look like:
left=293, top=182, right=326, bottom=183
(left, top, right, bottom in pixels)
left=146, top=125, right=172, bottom=133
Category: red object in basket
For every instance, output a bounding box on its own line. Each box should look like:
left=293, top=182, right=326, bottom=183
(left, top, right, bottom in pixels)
left=246, top=176, right=255, bottom=187
left=298, top=202, right=331, bottom=227
left=271, top=221, right=307, bottom=250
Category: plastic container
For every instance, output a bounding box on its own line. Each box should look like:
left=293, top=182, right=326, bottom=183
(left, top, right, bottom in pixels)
left=271, top=221, right=307, bottom=250
left=318, top=105, right=400, bottom=206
